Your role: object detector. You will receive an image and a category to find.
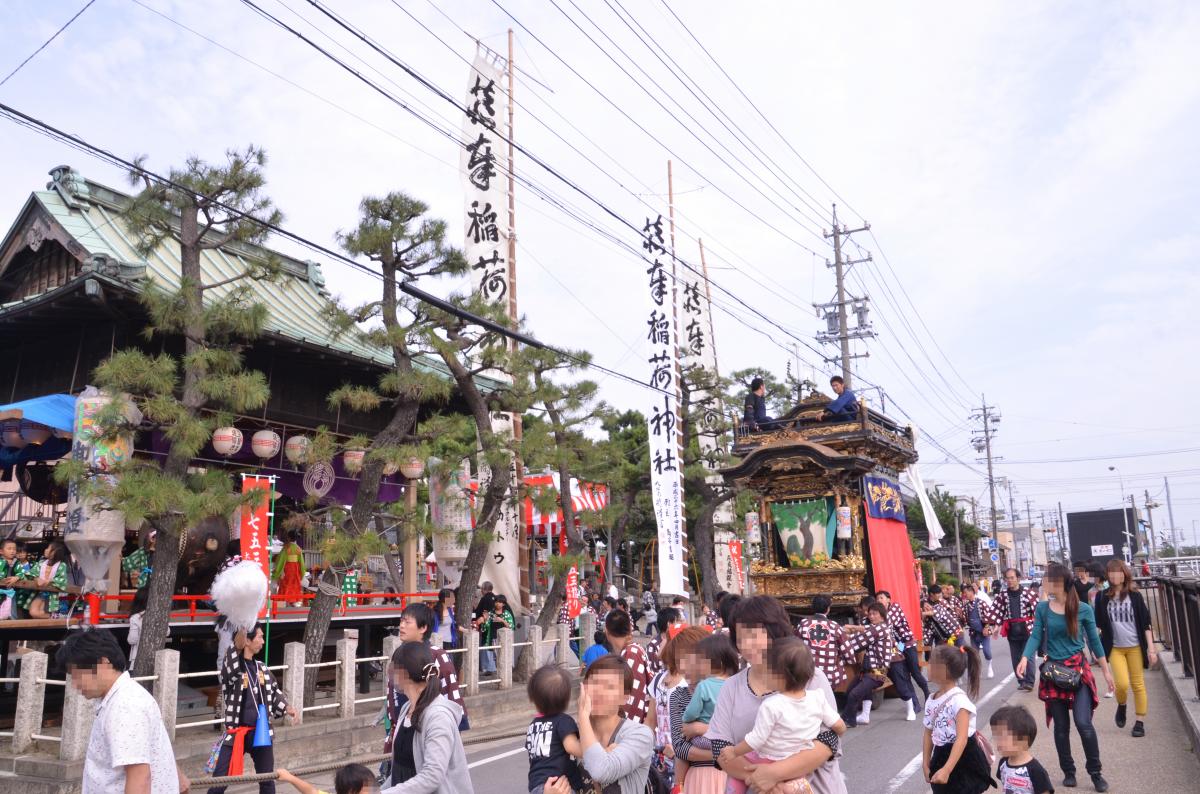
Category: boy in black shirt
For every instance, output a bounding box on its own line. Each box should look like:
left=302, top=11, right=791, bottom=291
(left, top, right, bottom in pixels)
left=990, top=705, right=1053, bottom=794
left=526, top=665, right=583, bottom=794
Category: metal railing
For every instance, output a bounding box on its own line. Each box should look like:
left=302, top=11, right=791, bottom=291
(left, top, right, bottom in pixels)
left=8, top=619, right=588, bottom=760
left=1156, top=574, right=1200, bottom=701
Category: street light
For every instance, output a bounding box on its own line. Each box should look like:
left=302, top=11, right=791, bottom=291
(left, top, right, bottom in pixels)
left=1108, top=466, right=1133, bottom=564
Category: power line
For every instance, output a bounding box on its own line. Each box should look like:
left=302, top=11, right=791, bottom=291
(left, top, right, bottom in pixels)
left=0, top=0, right=96, bottom=86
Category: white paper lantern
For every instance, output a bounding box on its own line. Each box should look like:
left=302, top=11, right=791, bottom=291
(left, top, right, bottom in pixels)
left=251, top=429, right=281, bottom=460
left=342, top=449, right=365, bottom=474
left=284, top=435, right=311, bottom=465
left=212, top=427, right=244, bottom=456
left=1, top=420, right=25, bottom=449
left=19, top=420, right=52, bottom=445
left=399, top=456, right=425, bottom=480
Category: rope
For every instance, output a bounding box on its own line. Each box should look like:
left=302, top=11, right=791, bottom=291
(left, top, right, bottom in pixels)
left=191, top=729, right=529, bottom=785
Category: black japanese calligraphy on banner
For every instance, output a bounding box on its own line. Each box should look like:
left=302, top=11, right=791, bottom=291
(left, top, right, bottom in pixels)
left=641, top=214, right=685, bottom=595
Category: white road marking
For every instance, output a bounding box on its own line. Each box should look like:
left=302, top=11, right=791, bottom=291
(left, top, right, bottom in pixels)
left=467, top=745, right=527, bottom=769
left=881, top=672, right=1015, bottom=794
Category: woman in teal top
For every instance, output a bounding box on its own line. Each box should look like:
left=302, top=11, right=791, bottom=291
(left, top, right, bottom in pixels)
left=1018, top=563, right=1115, bottom=792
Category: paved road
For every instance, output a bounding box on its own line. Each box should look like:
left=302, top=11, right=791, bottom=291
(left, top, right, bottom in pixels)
left=238, top=664, right=1198, bottom=793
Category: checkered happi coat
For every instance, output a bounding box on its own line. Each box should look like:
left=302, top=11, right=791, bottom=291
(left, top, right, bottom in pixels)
left=621, top=642, right=652, bottom=723
left=848, top=620, right=900, bottom=673
left=886, top=605, right=917, bottom=649
left=217, top=646, right=288, bottom=745
left=984, top=587, right=1038, bottom=626
left=796, top=616, right=856, bottom=688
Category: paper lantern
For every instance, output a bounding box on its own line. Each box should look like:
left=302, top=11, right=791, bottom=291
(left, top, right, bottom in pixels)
left=1, top=420, right=25, bottom=449
left=19, top=420, right=53, bottom=445
left=342, top=449, right=365, bottom=474
left=212, top=426, right=244, bottom=456
left=284, top=435, right=310, bottom=465
left=251, top=429, right=281, bottom=460
left=399, top=456, right=425, bottom=480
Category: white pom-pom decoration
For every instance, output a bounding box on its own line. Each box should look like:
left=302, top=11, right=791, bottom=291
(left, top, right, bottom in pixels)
left=210, top=560, right=268, bottom=631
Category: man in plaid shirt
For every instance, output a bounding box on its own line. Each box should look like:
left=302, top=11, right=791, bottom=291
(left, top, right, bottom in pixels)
left=795, top=594, right=856, bottom=690
left=385, top=602, right=469, bottom=751
left=988, top=567, right=1040, bottom=690
left=875, top=590, right=929, bottom=702
left=922, top=584, right=966, bottom=647
left=842, top=602, right=917, bottom=725
left=605, top=609, right=651, bottom=722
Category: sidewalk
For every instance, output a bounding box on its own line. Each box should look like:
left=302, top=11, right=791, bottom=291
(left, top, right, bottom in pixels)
left=1010, top=663, right=1198, bottom=791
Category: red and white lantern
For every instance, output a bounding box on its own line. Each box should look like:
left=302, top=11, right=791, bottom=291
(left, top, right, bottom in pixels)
left=212, top=427, right=244, bottom=456
left=251, top=429, right=281, bottom=460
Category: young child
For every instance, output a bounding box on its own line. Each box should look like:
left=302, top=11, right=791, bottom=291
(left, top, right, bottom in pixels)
left=725, top=638, right=845, bottom=794
left=990, top=705, right=1053, bottom=794
left=277, top=763, right=376, bottom=794
left=676, top=633, right=739, bottom=790
left=526, top=664, right=584, bottom=794
left=922, top=644, right=995, bottom=794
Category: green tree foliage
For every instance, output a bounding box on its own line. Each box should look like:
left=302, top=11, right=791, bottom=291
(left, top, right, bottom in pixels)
left=907, top=488, right=984, bottom=553
left=56, top=147, right=282, bottom=676
left=299, top=191, right=465, bottom=694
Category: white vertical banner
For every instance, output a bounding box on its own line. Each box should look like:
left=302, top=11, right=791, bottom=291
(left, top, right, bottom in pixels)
left=679, top=254, right=736, bottom=576
left=642, top=215, right=686, bottom=595
left=462, top=51, right=519, bottom=602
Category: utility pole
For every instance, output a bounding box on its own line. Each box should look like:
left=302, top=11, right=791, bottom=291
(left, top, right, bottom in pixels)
left=1058, top=501, right=1069, bottom=565
left=953, top=509, right=963, bottom=583
left=818, top=205, right=872, bottom=387
left=1008, top=483, right=1021, bottom=573
left=971, top=396, right=1002, bottom=578
left=1025, top=496, right=1036, bottom=569
left=1144, top=489, right=1159, bottom=559
left=1164, top=476, right=1180, bottom=555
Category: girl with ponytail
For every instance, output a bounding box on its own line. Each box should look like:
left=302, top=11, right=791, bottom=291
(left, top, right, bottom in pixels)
left=1018, top=563, right=1113, bottom=791
left=921, top=644, right=993, bottom=793
left=382, top=642, right=474, bottom=793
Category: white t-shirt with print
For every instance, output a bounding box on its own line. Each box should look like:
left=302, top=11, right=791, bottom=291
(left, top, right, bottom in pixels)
left=83, top=672, right=179, bottom=794
left=922, top=686, right=977, bottom=747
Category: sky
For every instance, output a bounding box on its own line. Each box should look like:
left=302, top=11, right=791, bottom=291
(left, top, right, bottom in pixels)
left=1, top=0, right=1198, bottom=550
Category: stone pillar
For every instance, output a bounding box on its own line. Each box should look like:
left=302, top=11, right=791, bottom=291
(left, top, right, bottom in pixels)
left=580, top=612, right=597, bottom=654
left=463, top=630, right=480, bottom=696
left=283, top=642, right=305, bottom=726
left=152, top=649, right=180, bottom=742
left=498, top=627, right=514, bottom=689
left=12, top=650, right=47, bottom=753
left=59, top=677, right=95, bottom=761
left=555, top=623, right=571, bottom=667
left=528, top=624, right=544, bottom=668
left=335, top=637, right=356, bottom=718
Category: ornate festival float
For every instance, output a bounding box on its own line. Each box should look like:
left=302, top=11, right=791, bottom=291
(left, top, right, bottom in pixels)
left=721, top=390, right=925, bottom=631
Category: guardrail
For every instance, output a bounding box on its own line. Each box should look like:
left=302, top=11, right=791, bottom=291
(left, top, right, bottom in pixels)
left=1156, top=575, right=1200, bottom=701
left=9, top=615, right=591, bottom=760
left=82, top=590, right=439, bottom=625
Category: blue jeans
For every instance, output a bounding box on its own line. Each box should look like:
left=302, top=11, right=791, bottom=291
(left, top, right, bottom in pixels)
left=969, top=629, right=992, bottom=661
left=481, top=648, right=496, bottom=674
left=1048, top=685, right=1102, bottom=777
left=902, top=645, right=930, bottom=700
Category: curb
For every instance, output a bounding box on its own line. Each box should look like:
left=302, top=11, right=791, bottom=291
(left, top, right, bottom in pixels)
left=1158, top=651, right=1200, bottom=757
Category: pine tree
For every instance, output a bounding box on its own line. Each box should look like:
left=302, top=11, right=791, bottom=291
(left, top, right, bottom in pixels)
left=56, top=147, right=282, bottom=676
left=302, top=192, right=465, bottom=695
left=512, top=347, right=607, bottom=679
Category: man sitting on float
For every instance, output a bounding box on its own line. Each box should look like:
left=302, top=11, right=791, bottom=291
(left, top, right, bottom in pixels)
left=820, top=376, right=858, bottom=421
left=742, top=377, right=780, bottom=431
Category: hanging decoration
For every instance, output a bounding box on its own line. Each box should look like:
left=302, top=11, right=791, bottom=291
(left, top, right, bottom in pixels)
left=251, top=430, right=281, bottom=460
left=284, top=435, right=311, bottom=465
left=212, top=427, right=244, bottom=456
left=342, top=449, right=365, bottom=474
left=303, top=461, right=336, bottom=499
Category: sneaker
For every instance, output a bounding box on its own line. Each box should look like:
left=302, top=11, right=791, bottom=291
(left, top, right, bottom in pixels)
left=1091, top=774, right=1109, bottom=792
left=1103, top=689, right=1114, bottom=698
left=1132, top=720, right=1145, bottom=737
left=1063, top=774, right=1077, bottom=788
left=1115, top=704, right=1126, bottom=728
left=986, top=661, right=994, bottom=679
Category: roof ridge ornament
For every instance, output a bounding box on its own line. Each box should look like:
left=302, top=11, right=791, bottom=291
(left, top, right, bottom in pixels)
left=47, top=165, right=90, bottom=208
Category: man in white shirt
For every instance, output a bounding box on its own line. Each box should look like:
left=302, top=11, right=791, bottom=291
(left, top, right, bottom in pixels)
left=60, top=628, right=187, bottom=794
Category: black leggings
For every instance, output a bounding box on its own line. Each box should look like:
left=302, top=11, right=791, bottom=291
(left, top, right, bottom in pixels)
left=208, top=742, right=275, bottom=794
left=1048, top=688, right=1102, bottom=778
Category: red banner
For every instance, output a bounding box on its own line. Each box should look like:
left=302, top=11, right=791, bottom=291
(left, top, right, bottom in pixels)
left=729, top=539, right=745, bottom=591
left=865, top=514, right=923, bottom=647
left=566, top=566, right=581, bottom=619
left=240, top=475, right=273, bottom=584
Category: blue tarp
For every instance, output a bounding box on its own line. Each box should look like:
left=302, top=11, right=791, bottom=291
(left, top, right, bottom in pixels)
left=0, top=393, right=76, bottom=433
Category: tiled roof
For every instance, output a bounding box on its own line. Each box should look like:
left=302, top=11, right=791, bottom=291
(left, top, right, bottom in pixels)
left=1, top=167, right=491, bottom=386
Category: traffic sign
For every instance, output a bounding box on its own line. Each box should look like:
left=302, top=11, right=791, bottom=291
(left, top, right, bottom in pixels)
left=990, top=552, right=1000, bottom=562
left=988, top=539, right=998, bottom=550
